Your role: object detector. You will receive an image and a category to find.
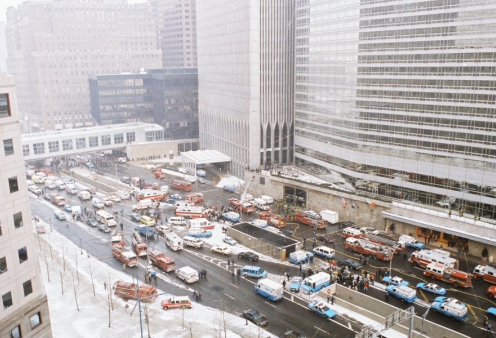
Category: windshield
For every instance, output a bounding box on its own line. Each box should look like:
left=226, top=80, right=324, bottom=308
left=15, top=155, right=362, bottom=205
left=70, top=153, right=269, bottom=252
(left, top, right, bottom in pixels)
left=321, top=305, right=330, bottom=312
left=258, top=268, right=265, bottom=274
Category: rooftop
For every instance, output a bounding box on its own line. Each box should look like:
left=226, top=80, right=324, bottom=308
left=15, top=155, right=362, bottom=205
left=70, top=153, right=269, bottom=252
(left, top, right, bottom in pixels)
left=230, top=223, right=299, bottom=248
left=181, top=149, right=231, bottom=164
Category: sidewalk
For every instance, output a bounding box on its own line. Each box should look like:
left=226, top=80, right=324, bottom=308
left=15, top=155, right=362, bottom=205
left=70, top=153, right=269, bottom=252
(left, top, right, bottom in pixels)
left=421, top=241, right=484, bottom=266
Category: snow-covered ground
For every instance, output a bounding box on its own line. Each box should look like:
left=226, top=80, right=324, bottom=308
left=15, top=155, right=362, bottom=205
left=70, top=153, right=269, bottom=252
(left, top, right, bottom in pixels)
left=36, top=228, right=276, bottom=338
left=215, top=176, right=245, bottom=189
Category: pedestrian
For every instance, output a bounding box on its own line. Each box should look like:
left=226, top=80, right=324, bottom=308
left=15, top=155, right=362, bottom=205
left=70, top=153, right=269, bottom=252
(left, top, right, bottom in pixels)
left=331, top=295, right=334, bottom=305
left=299, top=263, right=302, bottom=272
left=204, top=270, right=207, bottom=279
left=104, top=282, right=107, bottom=290
left=66, top=221, right=68, bottom=228
left=327, top=294, right=330, bottom=303
left=484, top=316, right=489, bottom=326
left=488, top=323, right=492, bottom=334
left=198, top=292, right=202, bottom=302
left=302, top=271, right=306, bottom=279
left=120, top=222, right=124, bottom=231
left=385, top=291, right=390, bottom=302
left=231, top=271, right=235, bottom=282
left=154, top=275, right=157, bottom=284
left=286, top=272, right=290, bottom=281
left=227, top=259, right=230, bottom=266
left=123, top=263, right=127, bottom=271
left=237, top=268, right=241, bottom=278
left=282, top=280, right=286, bottom=289
left=364, top=281, right=368, bottom=291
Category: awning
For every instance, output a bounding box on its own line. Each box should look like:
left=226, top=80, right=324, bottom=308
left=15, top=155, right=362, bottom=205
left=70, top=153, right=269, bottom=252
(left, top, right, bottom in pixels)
left=382, top=211, right=496, bottom=247
left=181, top=150, right=231, bottom=165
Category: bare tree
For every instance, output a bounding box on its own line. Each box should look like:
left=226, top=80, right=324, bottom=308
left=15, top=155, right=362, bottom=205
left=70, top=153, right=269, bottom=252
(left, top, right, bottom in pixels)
left=57, top=256, right=67, bottom=295
left=44, top=249, right=51, bottom=283
left=73, top=249, right=80, bottom=283
left=69, top=271, right=85, bottom=311
left=184, top=318, right=196, bottom=338
left=87, top=259, right=97, bottom=297
left=214, top=308, right=235, bottom=338
left=61, top=240, right=68, bottom=271
left=104, top=272, right=115, bottom=327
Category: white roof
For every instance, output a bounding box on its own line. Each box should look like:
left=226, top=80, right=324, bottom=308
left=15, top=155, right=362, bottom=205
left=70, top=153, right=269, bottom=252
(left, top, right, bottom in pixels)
left=181, top=150, right=231, bottom=164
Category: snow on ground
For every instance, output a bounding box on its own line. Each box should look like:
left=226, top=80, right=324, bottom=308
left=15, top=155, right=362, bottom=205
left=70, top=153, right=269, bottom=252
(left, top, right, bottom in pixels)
left=215, top=175, right=245, bottom=189
left=36, top=228, right=276, bottom=338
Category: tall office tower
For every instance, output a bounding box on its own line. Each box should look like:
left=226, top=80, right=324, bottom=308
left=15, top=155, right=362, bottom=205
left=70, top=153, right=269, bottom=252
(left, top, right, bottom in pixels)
left=295, top=0, right=496, bottom=219
left=197, top=1, right=295, bottom=177
left=150, top=0, right=197, bottom=68
left=5, top=0, right=162, bottom=132
left=0, top=22, right=7, bottom=73
left=0, top=75, right=52, bottom=338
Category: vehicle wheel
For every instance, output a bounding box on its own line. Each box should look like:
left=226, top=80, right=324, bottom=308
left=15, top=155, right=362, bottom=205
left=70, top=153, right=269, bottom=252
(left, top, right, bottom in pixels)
left=431, top=275, right=436, bottom=280
left=163, top=307, right=168, bottom=310
left=401, top=298, right=405, bottom=303
left=181, top=306, right=186, bottom=309
left=244, top=274, right=248, bottom=277
left=309, top=290, right=313, bottom=295
left=479, top=276, right=484, bottom=282
left=454, top=282, right=459, bottom=287
left=413, top=261, right=419, bottom=267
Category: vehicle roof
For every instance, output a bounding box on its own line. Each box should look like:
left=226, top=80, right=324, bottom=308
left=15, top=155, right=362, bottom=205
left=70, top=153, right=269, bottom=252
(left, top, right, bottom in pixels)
left=169, top=296, right=190, bottom=302
left=242, top=265, right=261, bottom=270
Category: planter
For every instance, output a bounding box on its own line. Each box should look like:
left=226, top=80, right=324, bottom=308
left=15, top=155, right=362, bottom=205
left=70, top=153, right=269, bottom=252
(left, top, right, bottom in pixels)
left=482, top=257, right=488, bottom=262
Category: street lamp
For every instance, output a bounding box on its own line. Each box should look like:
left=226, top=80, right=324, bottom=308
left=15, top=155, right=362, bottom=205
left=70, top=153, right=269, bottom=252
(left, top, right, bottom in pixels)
left=420, top=306, right=430, bottom=338
left=133, top=274, right=144, bottom=338
left=80, top=239, right=83, bottom=255
left=245, top=307, right=248, bottom=325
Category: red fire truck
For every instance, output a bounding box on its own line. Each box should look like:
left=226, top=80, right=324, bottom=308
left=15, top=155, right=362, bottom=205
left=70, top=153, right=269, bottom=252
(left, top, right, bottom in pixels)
left=259, top=212, right=286, bottom=227
left=113, top=281, right=157, bottom=302
left=149, top=248, right=176, bottom=272
left=131, top=231, right=148, bottom=257
left=293, top=211, right=326, bottom=229
left=424, top=263, right=471, bottom=288
left=344, top=237, right=393, bottom=261
left=136, top=189, right=167, bottom=201
left=365, top=234, right=406, bottom=254
left=229, top=198, right=256, bottom=214
left=111, top=246, right=138, bottom=267
left=186, top=193, right=204, bottom=204
left=409, top=249, right=459, bottom=269
left=175, top=206, right=206, bottom=219
left=170, top=180, right=192, bottom=191
left=50, top=192, right=66, bottom=206
left=473, top=265, right=496, bottom=284
left=110, top=232, right=125, bottom=247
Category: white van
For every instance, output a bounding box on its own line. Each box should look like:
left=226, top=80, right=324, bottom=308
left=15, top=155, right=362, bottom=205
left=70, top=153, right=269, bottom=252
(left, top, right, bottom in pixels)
left=254, top=278, right=283, bottom=301
left=168, top=217, right=187, bottom=226
left=45, top=180, right=56, bottom=189
left=260, top=195, right=274, bottom=204
left=175, top=266, right=199, bottom=283
left=189, top=218, right=213, bottom=229
left=313, top=246, right=336, bottom=259
left=174, top=201, right=193, bottom=209
left=92, top=198, right=105, bottom=209
left=65, top=184, right=78, bottom=194
left=133, top=199, right=156, bottom=210
left=183, top=236, right=203, bottom=249
left=165, top=233, right=183, bottom=251
left=342, top=227, right=363, bottom=239
left=253, top=198, right=270, bottom=211
left=319, top=210, right=339, bottom=224
left=77, top=190, right=91, bottom=200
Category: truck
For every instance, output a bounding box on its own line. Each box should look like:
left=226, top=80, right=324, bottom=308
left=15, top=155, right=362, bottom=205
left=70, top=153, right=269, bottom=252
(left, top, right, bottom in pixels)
left=253, top=198, right=270, bottom=211
left=431, top=301, right=467, bottom=321
left=148, top=248, right=176, bottom=272
left=50, top=192, right=66, bottom=206
left=223, top=185, right=235, bottom=193
left=96, top=210, right=117, bottom=227
left=165, top=233, right=183, bottom=251
left=300, top=272, right=331, bottom=294
left=424, top=263, right=472, bottom=288
left=259, top=212, right=285, bottom=228
left=136, top=189, right=167, bottom=201
left=386, top=285, right=417, bottom=303
left=186, top=193, right=204, bottom=204
left=110, top=232, right=125, bottom=247
left=229, top=198, right=256, bottom=214
left=176, top=206, right=206, bottom=219
left=254, top=278, right=283, bottom=301
left=221, top=212, right=240, bottom=222
left=189, top=218, right=214, bottom=230
left=289, top=250, right=314, bottom=264
left=293, top=211, right=327, bottom=229
left=473, top=265, right=496, bottom=284
left=365, top=234, right=406, bottom=254
left=132, top=199, right=158, bottom=211
left=131, top=231, right=148, bottom=257
left=344, top=237, right=393, bottom=261
left=170, top=180, right=192, bottom=191
left=175, top=266, right=199, bottom=283
left=409, top=249, right=459, bottom=269
left=111, top=245, right=138, bottom=267
left=135, top=224, right=157, bottom=238
left=113, top=280, right=157, bottom=302
left=319, top=210, right=338, bottom=225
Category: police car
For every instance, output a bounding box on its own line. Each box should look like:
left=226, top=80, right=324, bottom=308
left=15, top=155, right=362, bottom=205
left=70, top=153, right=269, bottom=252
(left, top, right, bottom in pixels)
left=434, top=296, right=465, bottom=307
left=307, top=301, right=336, bottom=318
left=382, top=276, right=409, bottom=286
left=386, top=285, right=417, bottom=303
left=431, top=301, right=467, bottom=321
left=289, top=277, right=302, bottom=292
left=416, top=283, right=446, bottom=295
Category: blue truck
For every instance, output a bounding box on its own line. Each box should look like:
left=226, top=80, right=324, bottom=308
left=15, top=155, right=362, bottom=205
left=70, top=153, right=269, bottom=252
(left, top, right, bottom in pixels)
left=135, top=224, right=157, bottom=238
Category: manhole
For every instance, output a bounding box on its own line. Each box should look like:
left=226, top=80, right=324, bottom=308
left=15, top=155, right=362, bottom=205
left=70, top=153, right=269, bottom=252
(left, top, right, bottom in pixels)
left=211, top=285, right=224, bottom=292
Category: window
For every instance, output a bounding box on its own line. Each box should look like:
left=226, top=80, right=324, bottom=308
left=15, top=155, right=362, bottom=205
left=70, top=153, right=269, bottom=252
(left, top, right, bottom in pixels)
left=22, top=145, right=29, bottom=156
left=9, top=177, right=19, bottom=193
left=89, top=136, right=98, bottom=147
left=62, top=139, right=73, bottom=151
left=13, top=212, right=23, bottom=228
left=23, top=280, right=33, bottom=297
left=30, top=312, right=42, bottom=329
left=2, top=291, right=12, bottom=309
left=126, top=132, right=135, bottom=142
left=4, top=139, right=13, bottom=156
left=75, top=138, right=86, bottom=149
left=101, top=135, right=111, bottom=146
left=114, top=133, right=123, bottom=144
left=18, top=247, right=27, bottom=263
left=48, top=141, right=59, bottom=153
left=0, top=94, right=11, bottom=118
left=9, top=325, right=21, bottom=338
left=33, top=143, right=45, bottom=155
left=0, top=256, right=6, bottom=274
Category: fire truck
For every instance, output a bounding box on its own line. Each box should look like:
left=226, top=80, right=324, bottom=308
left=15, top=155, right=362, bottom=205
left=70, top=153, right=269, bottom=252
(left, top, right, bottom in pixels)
left=170, top=180, right=192, bottom=191
left=111, top=245, right=138, bottom=267
left=293, top=211, right=327, bottom=229
left=229, top=198, right=256, bottom=214
left=344, top=237, right=393, bottom=261
left=365, top=234, right=406, bottom=254
left=409, top=249, right=459, bottom=269
left=259, top=212, right=286, bottom=228
left=153, top=169, right=167, bottom=179
left=50, top=193, right=66, bottom=206
left=473, top=265, right=496, bottom=284
left=175, top=206, right=206, bottom=219
left=149, top=248, right=176, bottom=272
left=136, top=189, right=167, bottom=201
left=110, top=232, right=125, bottom=247
left=424, top=263, right=472, bottom=288
left=113, top=280, right=157, bottom=302
left=131, top=231, right=148, bottom=257
left=186, top=193, right=204, bottom=204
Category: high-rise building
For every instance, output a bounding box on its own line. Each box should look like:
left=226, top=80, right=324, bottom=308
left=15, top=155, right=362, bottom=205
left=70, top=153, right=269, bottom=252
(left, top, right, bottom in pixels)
left=5, top=0, right=162, bottom=132
left=89, top=68, right=199, bottom=140
left=294, top=0, right=496, bottom=219
left=0, top=75, right=52, bottom=338
left=0, top=22, right=8, bottom=73
left=150, top=0, right=197, bottom=68
left=197, top=1, right=295, bottom=177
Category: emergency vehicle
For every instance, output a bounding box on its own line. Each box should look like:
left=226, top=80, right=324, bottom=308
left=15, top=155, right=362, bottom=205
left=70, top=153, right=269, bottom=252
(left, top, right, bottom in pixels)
left=131, top=231, right=148, bottom=257
left=189, top=218, right=215, bottom=230
left=431, top=301, right=467, bottom=321
left=386, top=285, right=417, bottom=303
left=165, top=233, right=183, bottom=251
left=300, top=272, right=330, bottom=294
left=409, top=249, right=459, bottom=269
left=161, top=296, right=192, bottom=310
left=254, top=278, right=283, bottom=301
left=110, top=232, right=125, bottom=247
left=342, top=227, right=365, bottom=239
left=113, top=281, right=157, bottom=302
left=424, top=263, right=471, bottom=288
left=293, top=211, right=327, bottom=229
left=153, top=169, right=167, bottom=179
left=149, top=248, right=176, bottom=272
left=96, top=210, right=117, bottom=227
left=50, top=193, right=66, bottom=206
left=186, top=193, right=204, bottom=204
left=259, top=212, right=286, bottom=227
left=111, top=246, right=138, bottom=267
left=175, top=205, right=206, bottom=219
left=344, top=237, right=393, bottom=261
left=170, top=180, right=192, bottom=191
left=136, top=189, right=166, bottom=201
left=175, top=266, right=199, bottom=283
left=289, top=250, right=313, bottom=264
left=473, top=265, right=496, bottom=284
left=365, top=234, right=406, bottom=254
left=229, top=198, right=256, bottom=214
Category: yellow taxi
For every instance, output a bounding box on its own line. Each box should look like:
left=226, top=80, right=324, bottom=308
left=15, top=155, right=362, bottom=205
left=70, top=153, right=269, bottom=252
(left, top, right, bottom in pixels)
left=139, top=215, right=156, bottom=226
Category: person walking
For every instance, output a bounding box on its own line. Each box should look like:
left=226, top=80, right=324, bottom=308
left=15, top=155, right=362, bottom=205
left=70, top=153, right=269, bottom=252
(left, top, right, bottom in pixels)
left=364, top=281, right=369, bottom=291
left=385, top=291, right=390, bottom=302
left=331, top=295, right=334, bottom=305
left=198, top=292, right=202, bottom=302
left=327, top=294, right=331, bottom=303
left=123, top=263, right=127, bottom=271
left=487, top=323, right=492, bottom=335
left=231, top=271, right=235, bottom=282
left=302, top=271, right=306, bottom=279
left=299, top=263, right=302, bottom=272
left=282, top=280, right=286, bottom=289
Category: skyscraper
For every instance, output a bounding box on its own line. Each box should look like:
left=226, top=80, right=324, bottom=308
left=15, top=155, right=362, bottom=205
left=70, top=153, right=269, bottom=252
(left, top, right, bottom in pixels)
left=0, top=22, right=8, bottom=73
left=5, top=0, right=162, bottom=132
left=0, top=75, right=52, bottom=338
left=150, top=0, right=197, bottom=68
left=294, top=0, right=496, bottom=219
left=197, top=0, right=295, bottom=177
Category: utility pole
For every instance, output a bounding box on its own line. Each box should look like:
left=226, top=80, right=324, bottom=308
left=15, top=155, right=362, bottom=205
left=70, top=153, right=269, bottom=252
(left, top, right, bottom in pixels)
left=134, top=275, right=144, bottom=338
left=144, top=302, right=151, bottom=338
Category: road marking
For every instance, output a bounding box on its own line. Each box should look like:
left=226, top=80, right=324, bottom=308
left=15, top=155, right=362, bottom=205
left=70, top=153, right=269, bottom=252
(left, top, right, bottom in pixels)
left=419, top=290, right=429, bottom=303
left=314, top=326, right=330, bottom=334
left=468, top=305, right=479, bottom=321
left=348, top=322, right=352, bottom=330
left=264, top=301, right=277, bottom=308
left=225, top=293, right=235, bottom=300
left=230, top=283, right=239, bottom=288
left=98, top=256, right=113, bottom=260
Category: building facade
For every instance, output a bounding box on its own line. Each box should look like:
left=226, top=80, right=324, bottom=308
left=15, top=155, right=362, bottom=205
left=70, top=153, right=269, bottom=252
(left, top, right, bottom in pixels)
left=150, top=0, right=197, bottom=68
left=0, top=75, right=52, bottom=338
left=5, top=0, right=162, bottom=132
left=197, top=0, right=295, bottom=177
left=294, top=0, right=496, bottom=220
left=89, top=68, right=198, bottom=140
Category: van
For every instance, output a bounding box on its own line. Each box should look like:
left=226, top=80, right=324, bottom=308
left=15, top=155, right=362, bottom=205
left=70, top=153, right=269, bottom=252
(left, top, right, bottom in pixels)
left=92, top=198, right=104, bottom=209
left=253, top=198, right=270, bottom=211
left=289, top=250, right=312, bottom=264
left=260, top=195, right=274, bottom=204
left=133, top=199, right=155, bottom=211
left=78, top=190, right=91, bottom=200
left=254, top=278, right=283, bottom=301
left=183, top=236, right=203, bottom=249
left=65, top=184, right=78, bottom=195
left=54, top=180, right=66, bottom=190
left=342, top=227, right=364, bottom=239
left=45, top=180, right=56, bottom=189
left=189, top=218, right=214, bottom=229
left=300, top=272, right=331, bottom=294
left=165, top=233, right=183, bottom=251
left=386, top=285, right=417, bottom=303
left=169, top=217, right=187, bottom=226
left=319, top=210, right=339, bottom=224
left=175, top=266, right=199, bottom=283
left=313, top=246, right=335, bottom=259
left=240, top=265, right=267, bottom=278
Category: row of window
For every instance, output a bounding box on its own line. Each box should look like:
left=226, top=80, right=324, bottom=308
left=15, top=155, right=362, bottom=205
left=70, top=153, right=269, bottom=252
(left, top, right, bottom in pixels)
left=0, top=247, right=28, bottom=275
left=8, top=312, right=42, bottom=338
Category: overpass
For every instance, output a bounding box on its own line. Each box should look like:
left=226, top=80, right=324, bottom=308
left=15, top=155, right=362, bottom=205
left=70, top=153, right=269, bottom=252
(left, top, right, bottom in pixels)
left=21, top=123, right=165, bottom=161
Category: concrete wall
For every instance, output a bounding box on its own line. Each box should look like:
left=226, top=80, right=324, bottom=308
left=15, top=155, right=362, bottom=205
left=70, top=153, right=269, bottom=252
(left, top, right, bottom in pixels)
left=0, top=295, right=52, bottom=338
left=126, top=139, right=198, bottom=161
left=71, top=171, right=120, bottom=194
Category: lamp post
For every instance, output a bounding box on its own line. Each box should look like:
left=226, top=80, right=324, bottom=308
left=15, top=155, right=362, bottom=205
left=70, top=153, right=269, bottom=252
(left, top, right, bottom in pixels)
left=133, top=274, right=144, bottom=338
left=245, top=307, right=248, bottom=325
left=80, top=239, right=83, bottom=255
left=420, top=306, right=430, bottom=338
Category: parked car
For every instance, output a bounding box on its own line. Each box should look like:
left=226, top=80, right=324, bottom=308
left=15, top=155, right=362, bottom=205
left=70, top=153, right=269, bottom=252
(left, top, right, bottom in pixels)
left=54, top=210, right=66, bottom=220
left=198, top=178, right=206, bottom=184
left=315, top=233, right=335, bottom=244
left=434, top=297, right=465, bottom=307
left=64, top=204, right=72, bottom=212
left=337, top=258, right=362, bottom=270
left=161, top=296, right=192, bottom=310
left=382, top=276, right=409, bottom=286
left=120, top=176, right=131, bottom=184
left=28, top=185, right=42, bottom=195
left=101, top=197, right=113, bottom=206
left=86, top=162, right=95, bottom=168
left=43, top=194, right=51, bottom=201
left=289, top=277, right=302, bottom=292
left=307, top=301, right=336, bottom=319
left=416, top=283, right=446, bottom=295
left=487, top=307, right=496, bottom=317
left=109, top=195, right=122, bottom=203
left=243, top=309, right=268, bottom=326
left=129, top=213, right=141, bottom=222
left=97, top=224, right=111, bottom=233
left=163, top=198, right=177, bottom=204
left=86, top=219, right=98, bottom=227
left=211, top=245, right=231, bottom=255
left=223, top=236, right=237, bottom=246
left=237, top=252, right=259, bottom=261
left=170, top=194, right=183, bottom=200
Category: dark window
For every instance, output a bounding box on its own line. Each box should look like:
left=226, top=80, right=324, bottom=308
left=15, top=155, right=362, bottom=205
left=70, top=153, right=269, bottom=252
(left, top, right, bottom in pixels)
left=13, top=212, right=23, bottom=228
left=30, top=312, right=42, bottom=329
left=260, top=177, right=265, bottom=185
left=18, top=247, right=27, bottom=263
left=9, top=177, right=19, bottom=193
left=0, top=256, right=6, bottom=274
left=2, top=291, right=13, bottom=309
left=0, top=225, right=2, bottom=235
left=4, top=139, right=13, bottom=156
left=9, top=325, right=21, bottom=338
left=0, top=94, right=11, bottom=118
left=23, top=280, right=33, bottom=297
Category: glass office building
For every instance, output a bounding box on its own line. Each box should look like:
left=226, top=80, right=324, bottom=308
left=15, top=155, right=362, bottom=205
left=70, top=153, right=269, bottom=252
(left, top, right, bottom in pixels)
left=294, top=0, right=496, bottom=219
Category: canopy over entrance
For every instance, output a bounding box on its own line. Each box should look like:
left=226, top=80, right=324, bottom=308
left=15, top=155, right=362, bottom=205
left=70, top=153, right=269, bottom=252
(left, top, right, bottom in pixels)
left=181, top=150, right=231, bottom=174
